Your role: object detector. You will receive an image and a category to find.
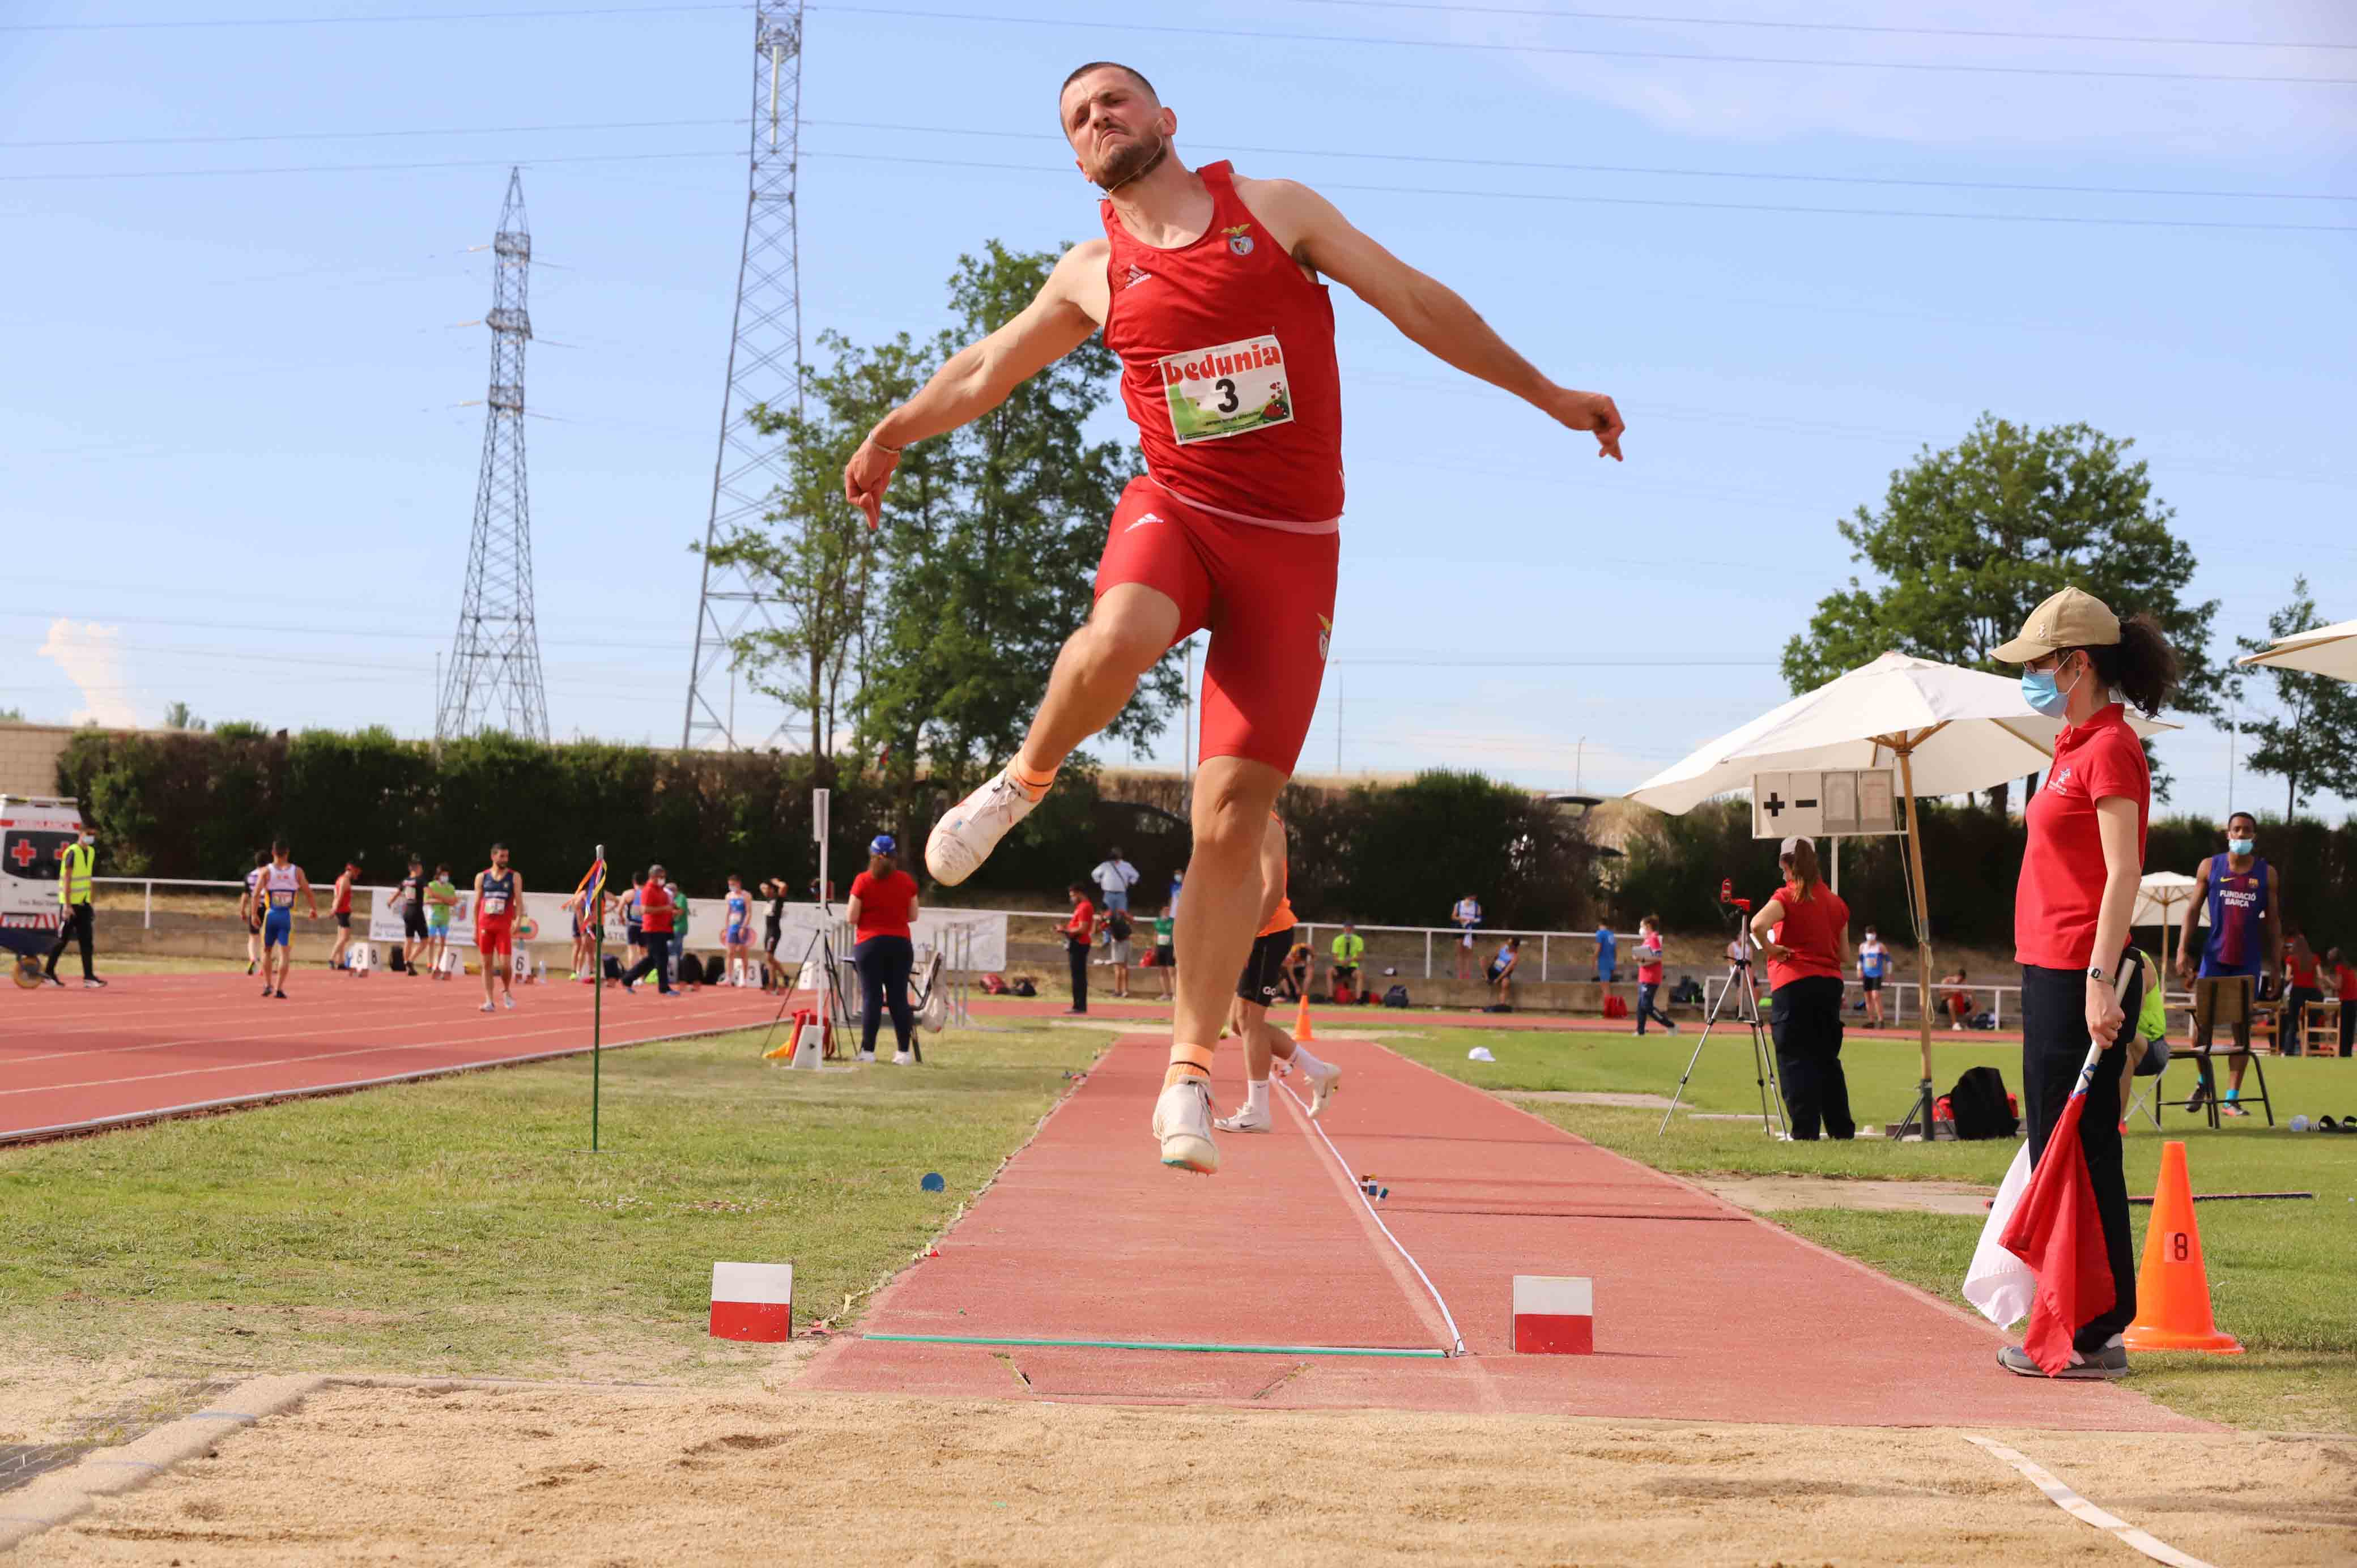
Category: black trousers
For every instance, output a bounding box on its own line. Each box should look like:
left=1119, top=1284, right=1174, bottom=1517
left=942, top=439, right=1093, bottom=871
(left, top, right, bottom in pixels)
left=1066, top=936, right=1088, bottom=1012
left=2020, top=957, right=2141, bottom=1351
left=619, top=930, right=674, bottom=993
left=2284, top=986, right=2323, bottom=1054
left=46, top=901, right=95, bottom=979
left=1769, top=974, right=1853, bottom=1140
left=855, top=934, right=916, bottom=1054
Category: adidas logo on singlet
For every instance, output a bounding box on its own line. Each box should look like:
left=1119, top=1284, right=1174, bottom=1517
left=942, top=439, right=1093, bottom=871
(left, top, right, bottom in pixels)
left=1122, top=264, right=1152, bottom=290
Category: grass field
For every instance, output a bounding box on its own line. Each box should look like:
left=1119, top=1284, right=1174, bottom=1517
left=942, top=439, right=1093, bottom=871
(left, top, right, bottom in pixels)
left=1392, top=1024, right=2357, bottom=1433
left=0, top=1020, right=1114, bottom=1384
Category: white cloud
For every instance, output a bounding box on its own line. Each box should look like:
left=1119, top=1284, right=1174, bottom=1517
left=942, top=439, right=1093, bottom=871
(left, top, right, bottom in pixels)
left=37, top=620, right=142, bottom=728
left=1459, top=0, right=2357, bottom=152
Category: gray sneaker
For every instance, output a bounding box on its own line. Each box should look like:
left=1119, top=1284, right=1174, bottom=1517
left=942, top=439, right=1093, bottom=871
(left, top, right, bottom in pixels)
left=1997, top=1340, right=2129, bottom=1380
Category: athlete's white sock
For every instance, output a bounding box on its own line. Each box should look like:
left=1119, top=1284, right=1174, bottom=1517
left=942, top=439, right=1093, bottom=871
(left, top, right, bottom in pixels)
left=1246, top=1079, right=1270, bottom=1119
left=1290, top=1043, right=1329, bottom=1077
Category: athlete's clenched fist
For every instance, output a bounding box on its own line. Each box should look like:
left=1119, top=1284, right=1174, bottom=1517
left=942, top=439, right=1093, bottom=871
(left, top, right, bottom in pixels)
left=1550, top=388, right=1625, bottom=461
left=843, top=432, right=901, bottom=529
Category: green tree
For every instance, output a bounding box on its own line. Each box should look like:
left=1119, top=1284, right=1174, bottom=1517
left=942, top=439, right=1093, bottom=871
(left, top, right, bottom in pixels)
left=163, top=700, right=206, bottom=731
left=858, top=242, right=1183, bottom=787
left=699, top=331, right=904, bottom=777
left=1781, top=415, right=2220, bottom=802
left=2236, top=576, right=2357, bottom=818
left=0, top=706, right=22, bottom=723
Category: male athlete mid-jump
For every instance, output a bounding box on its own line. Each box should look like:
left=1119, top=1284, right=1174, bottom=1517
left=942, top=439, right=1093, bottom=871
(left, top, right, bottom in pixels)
left=843, top=61, right=1623, bottom=1175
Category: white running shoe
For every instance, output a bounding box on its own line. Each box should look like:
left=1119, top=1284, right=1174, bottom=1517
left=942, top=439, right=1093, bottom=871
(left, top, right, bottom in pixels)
left=479, top=1002, right=495, bottom=1013
left=925, top=766, right=1041, bottom=886
left=857, top=1050, right=877, bottom=1063
left=501, top=994, right=516, bottom=1010
left=892, top=1050, right=914, bottom=1066
left=1152, top=1080, right=1219, bottom=1174
left=1212, top=1105, right=1273, bottom=1135
left=1301, top=1060, right=1343, bottom=1118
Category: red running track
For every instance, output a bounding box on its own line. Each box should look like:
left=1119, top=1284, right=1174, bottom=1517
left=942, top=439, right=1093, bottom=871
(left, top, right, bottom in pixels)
left=0, top=972, right=792, bottom=1144
left=803, top=1033, right=2206, bottom=1429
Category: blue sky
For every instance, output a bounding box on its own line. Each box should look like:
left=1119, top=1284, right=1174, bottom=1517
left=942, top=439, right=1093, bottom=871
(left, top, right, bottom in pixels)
left=5, top=1, right=2351, bottom=823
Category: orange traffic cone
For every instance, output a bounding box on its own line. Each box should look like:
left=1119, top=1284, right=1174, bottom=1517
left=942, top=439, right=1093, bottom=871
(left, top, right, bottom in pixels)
left=1292, top=991, right=1316, bottom=1042
left=2122, top=1140, right=2243, bottom=1354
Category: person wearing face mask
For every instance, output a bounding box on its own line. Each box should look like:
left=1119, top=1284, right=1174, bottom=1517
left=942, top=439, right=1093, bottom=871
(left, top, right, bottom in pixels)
left=42, top=824, right=106, bottom=990
left=1995, top=587, right=2179, bottom=1380
left=2176, top=810, right=2278, bottom=1114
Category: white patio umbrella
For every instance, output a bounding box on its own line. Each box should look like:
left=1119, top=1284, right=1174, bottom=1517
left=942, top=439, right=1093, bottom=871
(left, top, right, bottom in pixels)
left=2236, top=618, right=2357, bottom=684
left=2133, top=870, right=2203, bottom=978
left=1628, top=651, right=2176, bottom=1130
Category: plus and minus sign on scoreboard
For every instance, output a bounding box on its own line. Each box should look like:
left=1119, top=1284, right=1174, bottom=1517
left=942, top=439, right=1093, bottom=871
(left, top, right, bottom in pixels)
left=1749, top=769, right=1903, bottom=840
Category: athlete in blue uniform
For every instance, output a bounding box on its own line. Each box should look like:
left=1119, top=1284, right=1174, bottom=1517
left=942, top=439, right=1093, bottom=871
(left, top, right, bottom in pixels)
left=255, top=841, right=318, bottom=999
left=722, top=874, right=753, bottom=987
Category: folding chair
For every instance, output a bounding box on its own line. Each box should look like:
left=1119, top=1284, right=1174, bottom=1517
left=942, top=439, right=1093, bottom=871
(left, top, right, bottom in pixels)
left=2168, top=975, right=2274, bottom=1128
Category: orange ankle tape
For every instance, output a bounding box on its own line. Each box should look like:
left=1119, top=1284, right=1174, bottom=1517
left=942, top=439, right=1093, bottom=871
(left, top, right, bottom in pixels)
left=1164, top=1063, right=1210, bottom=1089
left=1007, top=761, right=1058, bottom=799
left=1167, top=1041, right=1215, bottom=1073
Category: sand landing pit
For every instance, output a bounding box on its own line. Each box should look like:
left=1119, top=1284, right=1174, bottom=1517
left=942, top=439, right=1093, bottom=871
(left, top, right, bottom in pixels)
left=11, top=1382, right=2354, bottom=1566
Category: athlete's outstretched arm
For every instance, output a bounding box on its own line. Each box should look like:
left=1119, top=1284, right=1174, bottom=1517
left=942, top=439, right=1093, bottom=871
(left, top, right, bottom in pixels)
left=1245, top=178, right=1623, bottom=460
left=843, top=242, right=1109, bottom=527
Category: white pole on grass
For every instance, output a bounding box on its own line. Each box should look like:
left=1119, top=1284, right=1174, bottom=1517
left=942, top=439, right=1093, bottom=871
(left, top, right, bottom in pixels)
left=812, top=788, right=831, bottom=1048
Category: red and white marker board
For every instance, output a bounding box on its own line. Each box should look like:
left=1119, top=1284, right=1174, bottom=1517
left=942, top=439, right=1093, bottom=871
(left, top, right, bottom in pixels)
left=710, top=1261, right=794, bottom=1341
left=1512, top=1275, right=1594, bottom=1354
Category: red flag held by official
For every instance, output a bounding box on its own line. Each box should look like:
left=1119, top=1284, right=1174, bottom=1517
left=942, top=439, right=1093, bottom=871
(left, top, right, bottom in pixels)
left=1998, top=1064, right=2115, bottom=1375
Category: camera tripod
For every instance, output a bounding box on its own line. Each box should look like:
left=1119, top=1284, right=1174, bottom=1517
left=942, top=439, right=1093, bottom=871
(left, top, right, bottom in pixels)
left=754, top=920, right=859, bottom=1062
left=1657, top=894, right=1789, bottom=1139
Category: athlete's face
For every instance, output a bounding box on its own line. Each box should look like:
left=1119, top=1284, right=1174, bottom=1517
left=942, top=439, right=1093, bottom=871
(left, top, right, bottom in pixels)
left=1060, top=69, right=1173, bottom=190
left=492, top=848, right=509, bottom=869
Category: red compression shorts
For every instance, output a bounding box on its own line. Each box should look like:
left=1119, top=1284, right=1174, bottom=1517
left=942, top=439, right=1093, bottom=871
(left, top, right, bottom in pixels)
left=1095, top=477, right=1338, bottom=775
left=476, top=919, right=514, bottom=960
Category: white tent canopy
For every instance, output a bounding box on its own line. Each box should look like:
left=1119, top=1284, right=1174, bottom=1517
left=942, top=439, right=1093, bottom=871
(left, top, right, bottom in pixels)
left=1628, top=651, right=2177, bottom=816
left=2236, top=617, right=2357, bottom=684
left=2133, top=870, right=2205, bottom=932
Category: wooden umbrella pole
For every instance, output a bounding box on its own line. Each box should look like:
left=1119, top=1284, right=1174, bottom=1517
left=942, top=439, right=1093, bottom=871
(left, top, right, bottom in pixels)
left=1895, top=744, right=1937, bottom=1132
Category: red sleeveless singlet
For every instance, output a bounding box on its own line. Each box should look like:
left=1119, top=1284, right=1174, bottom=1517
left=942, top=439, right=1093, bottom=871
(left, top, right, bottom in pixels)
left=1100, top=161, right=1345, bottom=530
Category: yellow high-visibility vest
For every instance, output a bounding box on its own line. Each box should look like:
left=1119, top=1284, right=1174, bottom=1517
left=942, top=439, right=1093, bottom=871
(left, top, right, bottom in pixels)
left=58, top=842, right=95, bottom=906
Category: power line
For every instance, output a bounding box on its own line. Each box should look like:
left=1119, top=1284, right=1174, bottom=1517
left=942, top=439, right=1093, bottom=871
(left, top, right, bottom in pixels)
left=809, top=5, right=2357, bottom=86
left=0, top=148, right=741, bottom=182
left=1271, top=0, right=2357, bottom=53
left=12, top=113, right=2346, bottom=204
left=799, top=150, right=2357, bottom=232
left=0, top=3, right=748, bottom=31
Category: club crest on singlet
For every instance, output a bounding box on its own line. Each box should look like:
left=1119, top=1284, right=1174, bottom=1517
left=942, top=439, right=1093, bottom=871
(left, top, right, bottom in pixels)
left=1159, top=333, right=1294, bottom=444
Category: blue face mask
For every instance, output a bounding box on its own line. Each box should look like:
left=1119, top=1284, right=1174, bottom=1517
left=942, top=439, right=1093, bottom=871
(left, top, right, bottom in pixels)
left=2228, top=837, right=2255, bottom=857
left=2021, top=658, right=2081, bottom=718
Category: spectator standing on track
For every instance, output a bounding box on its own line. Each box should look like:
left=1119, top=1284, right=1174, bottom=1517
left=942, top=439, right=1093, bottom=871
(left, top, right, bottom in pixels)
left=254, top=841, right=318, bottom=1000
left=722, top=874, right=755, bottom=987
left=472, top=844, right=525, bottom=1014
left=1487, top=936, right=1521, bottom=1011
left=326, top=858, right=361, bottom=972
left=1329, top=920, right=1364, bottom=1000
left=2326, top=946, right=2356, bottom=1058
left=1633, top=915, right=1675, bottom=1034
left=41, top=820, right=104, bottom=990
left=2282, top=933, right=2323, bottom=1055
left=1996, top=585, right=2177, bottom=1380
left=847, top=834, right=923, bottom=1064
left=1091, top=847, right=1141, bottom=915
left=1594, top=921, right=1616, bottom=985
left=2177, top=810, right=2276, bottom=1115
left=1062, top=883, right=1096, bottom=1015
left=1857, top=926, right=1889, bottom=1026
left=425, top=864, right=457, bottom=978
left=761, top=877, right=787, bottom=988
left=1152, top=904, right=1177, bottom=1000
left=616, top=864, right=678, bottom=995
left=394, top=856, right=431, bottom=977
left=241, top=851, right=267, bottom=977
left=1450, top=893, right=1483, bottom=981
left=1102, top=901, right=1135, bottom=999
left=1751, top=836, right=1854, bottom=1141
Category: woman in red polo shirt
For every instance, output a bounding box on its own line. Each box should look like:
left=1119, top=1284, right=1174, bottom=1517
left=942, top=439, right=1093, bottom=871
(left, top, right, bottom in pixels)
left=1997, top=586, right=2179, bottom=1381
left=1750, top=834, right=1852, bottom=1140
left=845, top=834, right=923, bottom=1064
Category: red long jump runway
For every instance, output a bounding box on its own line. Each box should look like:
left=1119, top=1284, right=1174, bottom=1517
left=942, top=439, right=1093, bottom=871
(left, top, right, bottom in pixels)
left=0, top=972, right=788, bottom=1145
left=805, top=1033, right=2205, bottom=1430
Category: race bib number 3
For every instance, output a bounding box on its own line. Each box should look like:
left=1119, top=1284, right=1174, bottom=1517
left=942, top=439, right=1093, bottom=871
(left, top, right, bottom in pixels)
left=1159, top=334, right=1293, bottom=444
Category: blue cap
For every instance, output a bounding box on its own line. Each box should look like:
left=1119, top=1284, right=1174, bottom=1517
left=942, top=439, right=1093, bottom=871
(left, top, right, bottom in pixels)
left=869, top=834, right=896, bottom=855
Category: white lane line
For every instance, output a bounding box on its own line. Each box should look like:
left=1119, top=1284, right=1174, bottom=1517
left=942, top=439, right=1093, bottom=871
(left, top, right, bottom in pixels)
left=1961, top=1434, right=2219, bottom=1568
left=1275, top=1071, right=1468, bottom=1358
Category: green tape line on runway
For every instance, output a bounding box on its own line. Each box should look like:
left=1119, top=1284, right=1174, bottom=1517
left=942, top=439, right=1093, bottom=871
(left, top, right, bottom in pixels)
left=863, top=1333, right=1449, bottom=1358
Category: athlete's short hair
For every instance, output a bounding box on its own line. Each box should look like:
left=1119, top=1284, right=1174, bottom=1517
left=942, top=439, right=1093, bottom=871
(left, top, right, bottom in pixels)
left=1060, top=60, right=1156, bottom=102
left=490, top=841, right=508, bottom=853
left=2227, top=810, right=2258, bottom=831
left=271, top=838, right=288, bottom=855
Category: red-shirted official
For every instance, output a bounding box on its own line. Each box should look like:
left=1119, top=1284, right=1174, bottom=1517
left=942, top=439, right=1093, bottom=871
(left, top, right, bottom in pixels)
left=617, top=863, right=678, bottom=996
left=845, top=835, right=924, bottom=1064
left=1749, top=835, right=1853, bottom=1140
left=1996, top=586, right=2181, bottom=1381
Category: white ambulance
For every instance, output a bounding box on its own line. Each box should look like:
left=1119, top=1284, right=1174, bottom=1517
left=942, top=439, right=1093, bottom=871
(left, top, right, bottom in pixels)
left=0, top=795, right=84, bottom=963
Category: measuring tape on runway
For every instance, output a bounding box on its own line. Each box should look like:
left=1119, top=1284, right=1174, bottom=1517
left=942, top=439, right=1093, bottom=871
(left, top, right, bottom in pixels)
left=1962, top=1434, right=2217, bottom=1568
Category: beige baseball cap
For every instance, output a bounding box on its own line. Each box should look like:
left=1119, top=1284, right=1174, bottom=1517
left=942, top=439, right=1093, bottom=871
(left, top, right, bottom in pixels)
left=1993, top=586, right=2121, bottom=663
